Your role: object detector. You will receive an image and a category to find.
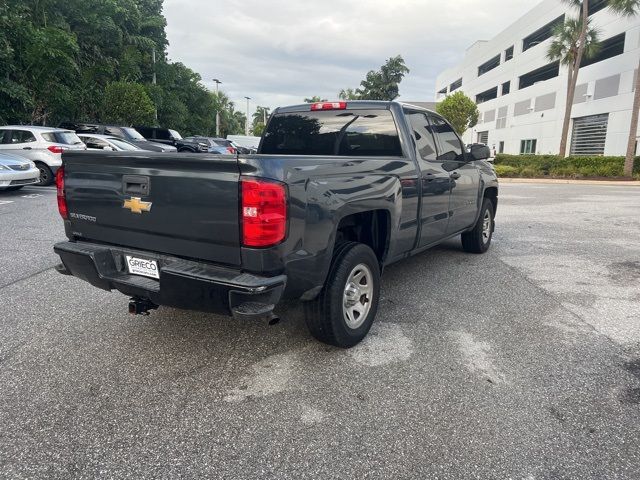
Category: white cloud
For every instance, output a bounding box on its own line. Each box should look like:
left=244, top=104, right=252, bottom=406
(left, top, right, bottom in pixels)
left=163, top=0, right=538, bottom=117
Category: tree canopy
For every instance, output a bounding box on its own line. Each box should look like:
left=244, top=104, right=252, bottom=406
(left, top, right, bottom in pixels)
left=436, top=91, right=479, bottom=137
left=0, top=0, right=243, bottom=136
left=339, top=56, right=410, bottom=101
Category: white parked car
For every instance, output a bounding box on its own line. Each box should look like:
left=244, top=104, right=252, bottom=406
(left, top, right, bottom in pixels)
left=0, top=126, right=87, bottom=185
left=0, top=152, right=40, bottom=191
left=78, top=134, right=144, bottom=152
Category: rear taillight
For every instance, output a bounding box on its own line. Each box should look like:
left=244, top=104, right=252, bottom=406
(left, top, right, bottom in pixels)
left=55, top=166, right=68, bottom=219
left=227, top=146, right=236, bottom=154
left=241, top=178, right=287, bottom=247
left=48, top=145, right=64, bottom=154
left=310, top=101, right=347, bottom=111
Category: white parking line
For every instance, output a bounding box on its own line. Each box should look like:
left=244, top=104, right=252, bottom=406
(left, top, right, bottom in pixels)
left=21, top=194, right=43, bottom=199
left=0, top=200, right=14, bottom=206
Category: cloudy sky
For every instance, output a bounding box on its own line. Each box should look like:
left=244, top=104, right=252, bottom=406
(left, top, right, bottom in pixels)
left=164, top=0, right=538, bottom=118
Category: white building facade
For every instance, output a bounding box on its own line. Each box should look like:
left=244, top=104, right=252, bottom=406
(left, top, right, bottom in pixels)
left=434, top=0, right=640, bottom=156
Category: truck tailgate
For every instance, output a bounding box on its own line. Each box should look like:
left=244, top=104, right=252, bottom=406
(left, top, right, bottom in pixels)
left=62, top=151, right=241, bottom=266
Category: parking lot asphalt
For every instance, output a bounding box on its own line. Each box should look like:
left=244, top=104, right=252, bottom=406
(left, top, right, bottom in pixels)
left=1, top=183, right=639, bottom=479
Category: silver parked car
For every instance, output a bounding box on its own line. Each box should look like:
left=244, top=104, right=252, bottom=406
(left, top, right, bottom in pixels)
left=0, top=126, right=87, bottom=186
left=78, top=134, right=144, bottom=151
left=0, top=152, right=40, bottom=191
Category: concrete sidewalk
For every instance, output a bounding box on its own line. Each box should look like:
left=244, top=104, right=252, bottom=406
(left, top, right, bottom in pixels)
left=499, top=177, right=640, bottom=186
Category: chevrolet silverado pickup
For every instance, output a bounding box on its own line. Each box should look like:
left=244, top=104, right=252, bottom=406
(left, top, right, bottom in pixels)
left=53, top=101, right=498, bottom=348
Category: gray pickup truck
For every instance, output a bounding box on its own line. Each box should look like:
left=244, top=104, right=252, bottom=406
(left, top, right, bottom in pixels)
left=53, top=101, right=498, bottom=347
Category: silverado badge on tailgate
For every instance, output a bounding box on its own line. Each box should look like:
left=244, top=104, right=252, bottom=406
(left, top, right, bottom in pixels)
left=123, top=197, right=152, bottom=214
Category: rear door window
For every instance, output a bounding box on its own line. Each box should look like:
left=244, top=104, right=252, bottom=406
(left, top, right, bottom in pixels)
left=261, top=109, right=402, bottom=156
left=429, top=116, right=465, bottom=161
left=11, top=130, right=37, bottom=144
left=42, top=131, right=83, bottom=145
left=406, top=112, right=438, bottom=161
left=155, top=129, right=171, bottom=140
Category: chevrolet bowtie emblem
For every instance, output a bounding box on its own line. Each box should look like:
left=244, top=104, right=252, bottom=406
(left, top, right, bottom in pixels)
left=123, top=197, right=152, bottom=214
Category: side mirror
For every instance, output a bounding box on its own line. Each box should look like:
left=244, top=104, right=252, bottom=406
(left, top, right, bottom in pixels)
left=468, top=144, right=491, bottom=161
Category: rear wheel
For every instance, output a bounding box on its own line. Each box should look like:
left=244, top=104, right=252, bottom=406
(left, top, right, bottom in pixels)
left=35, top=162, right=53, bottom=186
left=304, top=242, right=380, bottom=348
left=461, top=198, right=494, bottom=253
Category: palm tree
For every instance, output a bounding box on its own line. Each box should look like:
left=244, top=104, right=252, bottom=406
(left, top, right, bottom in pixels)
left=608, top=0, right=640, bottom=176
left=548, top=0, right=599, bottom=157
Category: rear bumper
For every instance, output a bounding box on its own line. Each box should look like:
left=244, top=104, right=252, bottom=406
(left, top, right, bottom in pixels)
left=54, top=241, right=286, bottom=319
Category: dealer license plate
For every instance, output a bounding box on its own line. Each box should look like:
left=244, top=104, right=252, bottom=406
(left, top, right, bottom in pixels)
left=125, top=255, right=160, bottom=279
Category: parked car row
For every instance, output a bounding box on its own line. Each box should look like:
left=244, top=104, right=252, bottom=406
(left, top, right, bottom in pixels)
left=0, top=126, right=87, bottom=186
left=0, top=122, right=255, bottom=188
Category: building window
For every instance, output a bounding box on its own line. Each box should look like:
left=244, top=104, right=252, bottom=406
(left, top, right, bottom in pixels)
left=496, top=106, right=508, bottom=129
left=477, top=131, right=489, bottom=144
left=519, top=61, right=560, bottom=89
left=502, top=81, right=511, bottom=95
left=588, top=0, right=608, bottom=15
left=520, top=139, right=537, bottom=154
left=450, top=78, right=462, bottom=92
left=499, top=141, right=505, bottom=153
left=522, top=15, right=564, bottom=51
left=581, top=33, right=625, bottom=68
left=570, top=114, right=608, bottom=156
left=476, top=86, right=498, bottom=104
left=505, top=46, right=514, bottom=61
left=478, top=54, right=501, bottom=77
left=437, top=87, right=448, bottom=95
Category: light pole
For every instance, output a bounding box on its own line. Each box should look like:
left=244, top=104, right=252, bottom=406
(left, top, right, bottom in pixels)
left=213, top=78, right=222, bottom=137
left=244, top=96, right=251, bottom=136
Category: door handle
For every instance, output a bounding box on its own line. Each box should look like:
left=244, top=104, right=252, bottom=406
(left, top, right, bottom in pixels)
left=122, top=175, right=150, bottom=195
left=450, top=172, right=461, bottom=180
left=22, top=147, right=32, bottom=150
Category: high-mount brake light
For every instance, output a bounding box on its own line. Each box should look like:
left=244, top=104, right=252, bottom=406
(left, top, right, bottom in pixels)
left=241, top=178, right=287, bottom=247
left=55, top=166, right=68, bottom=219
left=310, top=102, right=347, bottom=111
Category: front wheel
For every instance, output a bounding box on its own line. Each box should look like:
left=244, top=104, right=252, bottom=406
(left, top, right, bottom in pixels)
left=304, top=242, right=381, bottom=348
left=461, top=198, right=494, bottom=253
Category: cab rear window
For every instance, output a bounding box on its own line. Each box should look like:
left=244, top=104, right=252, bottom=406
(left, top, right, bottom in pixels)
left=260, top=109, right=402, bottom=156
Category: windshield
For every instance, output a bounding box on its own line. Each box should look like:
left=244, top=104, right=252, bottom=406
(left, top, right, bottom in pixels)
left=121, top=127, right=145, bottom=141
left=168, top=129, right=183, bottom=140
left=108, top=137, right=140, bottom=151
left=260, top=109, right=402, bottom=156
left=42, top=131, right=84, bottom=145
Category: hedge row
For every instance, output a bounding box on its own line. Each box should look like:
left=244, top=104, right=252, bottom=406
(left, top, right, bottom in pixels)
left=494, top=154, right=640, bottom=179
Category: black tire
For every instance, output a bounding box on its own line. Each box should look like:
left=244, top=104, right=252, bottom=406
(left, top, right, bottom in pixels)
left=35, top=162, right=54, bottom=186
left=177, top=147, right=194, bottom=153
left=461, top=198, right=495, bottom=254
left=304, top=242, right=381, bottom=348
left=5, top=186, right=24, bottom=191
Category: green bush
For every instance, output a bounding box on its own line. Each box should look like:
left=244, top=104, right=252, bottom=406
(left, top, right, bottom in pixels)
left=519, top=167, right=539, bottom=178
left=494, top=165, right=519, bottom=177
left=494, top=154, right=640, bottom=178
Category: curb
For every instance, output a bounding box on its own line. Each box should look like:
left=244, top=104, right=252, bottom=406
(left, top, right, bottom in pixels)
left=499, top=178, right=640, bottom=186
